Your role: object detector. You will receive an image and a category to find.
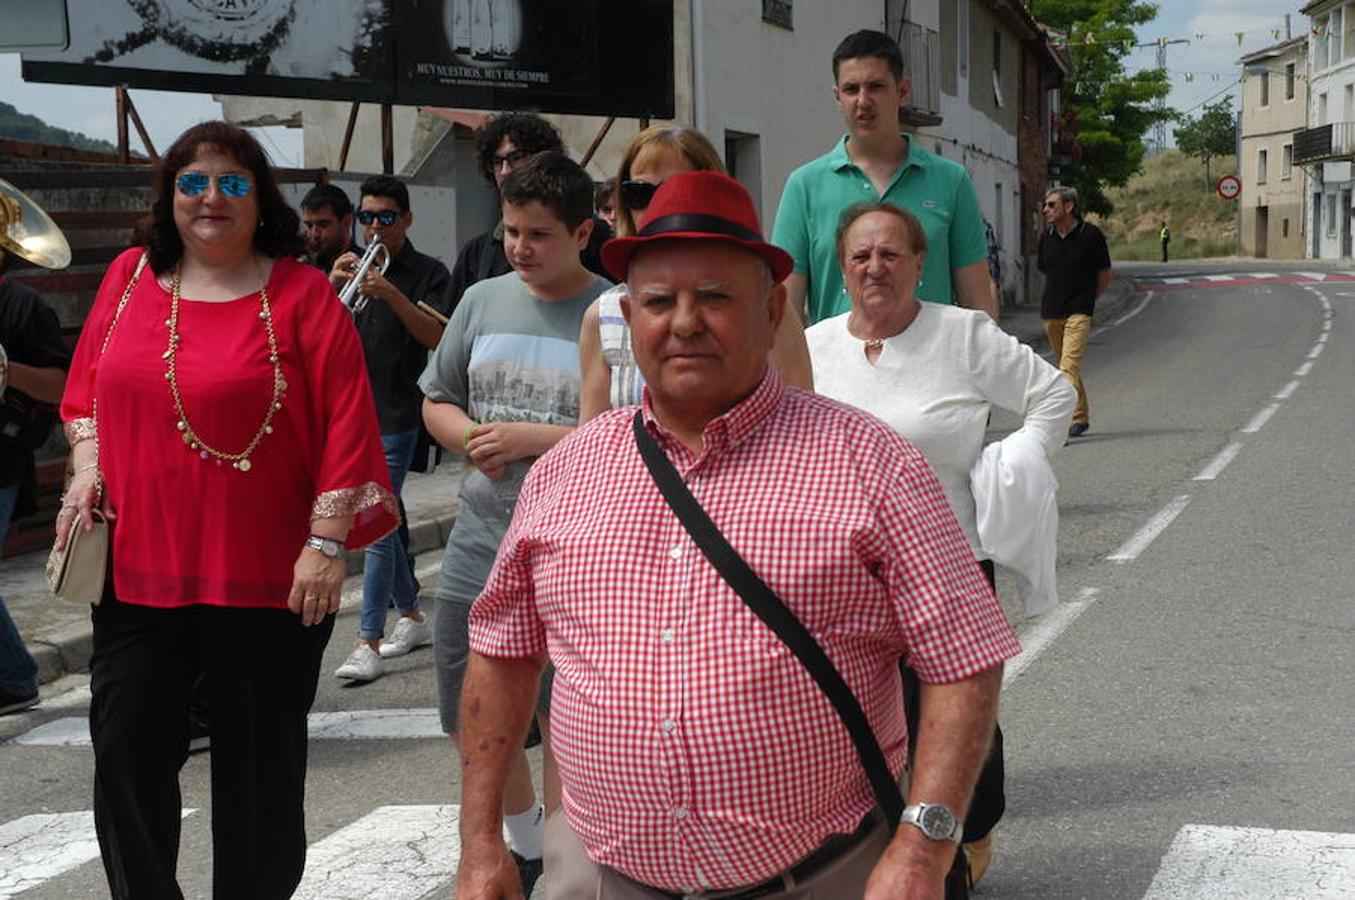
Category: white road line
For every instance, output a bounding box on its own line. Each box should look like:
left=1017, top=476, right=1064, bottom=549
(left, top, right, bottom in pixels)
left=308, top=709, right=444, bottom=741
left=1107, top=495, right=1192, bottom=563
left=1002, top=588, right=1100, bottom=687
left=1307, top=343, right=1326, bottom=359
left=1250, top=272, right=1278, bottom=278
left=1203, top=274, right=1235, bottom=282
left=0, top=810, right=194, bottom=898
left=1273, top=380, right=1302, bottom=400
left=1316, top=332, right=1329, bottom=345
left=293, top=805, right=461, bottom=900
left=1109, top=291, right=1154, bottom=328
left=11, top=708, right=447, bottom=747
left=1294, top=361, right=1314, bottom=377
left=1241, top=403, right=1280, bottom=434
left=1162, top=277, right=1190, bottom=285
left=1193, top=442, right=1243, bottom=481
left=1142, top=824, right=1355, bottom=899
left=1296, top=272, right=1329, bottom=281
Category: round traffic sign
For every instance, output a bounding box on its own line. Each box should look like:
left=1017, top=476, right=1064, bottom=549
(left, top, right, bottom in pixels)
left=1216, top=174, right=1242, bottom=201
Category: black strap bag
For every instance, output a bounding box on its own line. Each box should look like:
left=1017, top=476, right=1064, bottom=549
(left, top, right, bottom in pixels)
left=632, top=412, right=969, bottom=897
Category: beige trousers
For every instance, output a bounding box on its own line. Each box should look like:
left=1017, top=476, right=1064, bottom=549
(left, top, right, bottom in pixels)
left=543, top=810, right=892, bottom=900
left=1043, top=313, right=1093, bottom=424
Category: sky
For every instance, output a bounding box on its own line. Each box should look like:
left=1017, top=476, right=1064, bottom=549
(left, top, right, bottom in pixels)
left=0, top=1, right=1307, bottom=164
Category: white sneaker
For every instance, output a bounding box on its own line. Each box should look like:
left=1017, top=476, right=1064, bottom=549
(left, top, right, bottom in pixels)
left=335, top=643, right=383, bottom=681
left=379, top=615, right=433, bottom=658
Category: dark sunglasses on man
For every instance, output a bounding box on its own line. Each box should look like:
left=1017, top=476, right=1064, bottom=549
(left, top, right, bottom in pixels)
left=619, top=179, right=663, bottom=211
left=176, top=172, right=252, bottom=198
left=356, top=209, right=400, bottom=227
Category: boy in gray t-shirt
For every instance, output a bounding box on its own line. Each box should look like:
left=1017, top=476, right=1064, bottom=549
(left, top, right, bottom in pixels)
left=419, top=152, right=610, bottom=891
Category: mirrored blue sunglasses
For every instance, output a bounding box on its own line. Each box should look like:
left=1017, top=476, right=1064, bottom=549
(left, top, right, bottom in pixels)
left=356, top=209, right=400, bottom=227
left=175, top=172, right=252, bottom=198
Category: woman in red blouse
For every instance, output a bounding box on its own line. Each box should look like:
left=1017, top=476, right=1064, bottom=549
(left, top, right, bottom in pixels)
left=56, top=121, right=397, bottom=899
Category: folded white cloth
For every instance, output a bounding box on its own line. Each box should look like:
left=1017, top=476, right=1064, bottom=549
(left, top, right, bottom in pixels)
left=970, top=429, right=1060, bottom=617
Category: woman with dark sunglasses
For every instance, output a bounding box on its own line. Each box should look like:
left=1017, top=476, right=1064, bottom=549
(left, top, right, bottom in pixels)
left=56, top=121, right=397, bottom=899
left=577, top=126, right=813, bottom=422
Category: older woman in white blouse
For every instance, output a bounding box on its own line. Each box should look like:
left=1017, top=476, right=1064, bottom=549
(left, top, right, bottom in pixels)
left=806, top=201, right=1075, bottom=887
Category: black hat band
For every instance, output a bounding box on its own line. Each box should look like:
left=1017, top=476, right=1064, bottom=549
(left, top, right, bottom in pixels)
left=638, top=212, right=762, bottom=243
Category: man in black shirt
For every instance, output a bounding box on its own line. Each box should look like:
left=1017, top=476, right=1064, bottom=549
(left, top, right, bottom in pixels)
left=300, top=183, right=357, bottom=273
left=0, top=257, right=70, bottom=714
left=1037, top=186, right=1111, bottom=439
left=329, top=174, right=452, bottom=682
left=447, top=112, right=612, bottom=311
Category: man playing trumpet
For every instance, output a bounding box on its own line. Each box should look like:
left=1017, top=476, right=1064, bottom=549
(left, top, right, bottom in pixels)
left=330, top=174, right=454, bottom=682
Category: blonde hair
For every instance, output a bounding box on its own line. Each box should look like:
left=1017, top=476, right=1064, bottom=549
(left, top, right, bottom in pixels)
left=613, top=126, right=726, bottom=237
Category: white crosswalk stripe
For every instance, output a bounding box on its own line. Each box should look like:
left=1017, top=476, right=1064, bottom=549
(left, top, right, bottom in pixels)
left=1203, top=274, right=1235, bottom=282
left=0, top=810, right=194, bottom=899
left=9, top=708, right=447, bottom=747
left=1143, top=825, right=1355, bottom=899
left=293, top=805, right=462, bottom=900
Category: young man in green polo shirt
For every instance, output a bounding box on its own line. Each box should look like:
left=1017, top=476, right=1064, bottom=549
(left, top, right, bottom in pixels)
left=772, top=29, right=997, bottom=325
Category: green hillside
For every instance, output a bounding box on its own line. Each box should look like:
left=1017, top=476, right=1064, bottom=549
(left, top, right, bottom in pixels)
left=1088, top=149, right=1238, bottom=261
left=0, top=101, right=117, bottom=155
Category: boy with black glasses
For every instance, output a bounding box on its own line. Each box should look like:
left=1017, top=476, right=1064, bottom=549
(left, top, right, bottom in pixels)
left=330, top=174, right=452, bottom=682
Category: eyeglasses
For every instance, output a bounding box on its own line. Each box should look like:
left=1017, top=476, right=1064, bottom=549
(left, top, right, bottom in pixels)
left=492, top=149, right=531, bottom=170
left=619, top=179, right=662, bottom=211
left=356, top=209, right=400, bottom=227
left=1042, top=200, right=1062, bottom=209
left=176, top=172, right=252, bottom=198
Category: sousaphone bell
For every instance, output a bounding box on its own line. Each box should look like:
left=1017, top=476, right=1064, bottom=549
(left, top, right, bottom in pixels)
left=0, top=176, right=72, bottom=394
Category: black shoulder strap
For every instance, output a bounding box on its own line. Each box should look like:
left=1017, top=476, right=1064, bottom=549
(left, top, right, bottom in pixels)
left=631, top=412, right=904, bottom=827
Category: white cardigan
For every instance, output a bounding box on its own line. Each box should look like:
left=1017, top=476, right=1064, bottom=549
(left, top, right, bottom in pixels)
left=806, top=302, right=1076, bottom=555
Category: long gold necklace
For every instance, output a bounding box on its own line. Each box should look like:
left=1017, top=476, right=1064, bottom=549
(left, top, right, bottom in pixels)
left=165, top=267, right=285, bottom=473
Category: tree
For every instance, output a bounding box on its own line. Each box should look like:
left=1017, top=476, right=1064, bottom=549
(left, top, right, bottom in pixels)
left=1175, top=98, right=1236, bottom=190
left=1030, top=0, right=1175, bottom=216
left=0, top=101, right=117, bottom=154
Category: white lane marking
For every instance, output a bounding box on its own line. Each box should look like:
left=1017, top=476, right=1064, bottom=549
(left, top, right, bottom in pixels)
left=0, top=810, right=194, bottom=898
left=1241, top=403, right=1280, bottom=434
left=1109, top=291, right=1154, bottom=328
left=1193, top=442, right=1244, bottom=481
left=292, top=805, right=461, bottom=900
left=1203, top=274, right=1235, bottom=282
left=1162, top=277, right=1191, bottom=284
left=1307, top=343, right=1326, bottom=359
left=1107, top=495, right=1192, bottom=563
left=1321, top=319, right=1333, bottom=332
left=1002, top=588, right=1100, bottom=687
left=1142, top=824, right=1355, bottom=899
left=1316, top=332, right=1329, bottom=345
left=1250, top=272, right=1278, bottom=278
left=1273, top=380, right=1302, bottom=400
left=308, top=709, right=444, bottom=741
left=1296, top=272, right=1329, bottom=281
left=1295, top=361, right=1314, bottom=377
left=11, top=709, right=447, bottom=747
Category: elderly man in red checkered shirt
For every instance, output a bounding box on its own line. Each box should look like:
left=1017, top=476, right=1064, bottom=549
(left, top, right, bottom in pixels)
left=455, top=172, right=1022, bottom=900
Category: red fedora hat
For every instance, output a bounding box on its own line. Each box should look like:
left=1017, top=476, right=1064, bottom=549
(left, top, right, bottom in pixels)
left=601, top=171, right=794, bottom=283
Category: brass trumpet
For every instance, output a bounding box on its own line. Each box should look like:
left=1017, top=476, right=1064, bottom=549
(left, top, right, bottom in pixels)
left=337, top=236, right=391, bottom=315
left=1, top=176, right=72, bottom=395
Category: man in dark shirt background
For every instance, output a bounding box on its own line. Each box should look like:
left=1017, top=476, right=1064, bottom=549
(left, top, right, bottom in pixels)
left=300, top=183, right=357, bottom=274
left=446, top=112, right=611, bottom=311
left=329, top=175, right=452, bottom=682
left=1038, top=186, right=1111, bottom=439
left=0, top=254, right=70, bottom=714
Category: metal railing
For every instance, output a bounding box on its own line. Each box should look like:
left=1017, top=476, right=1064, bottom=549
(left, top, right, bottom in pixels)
left=1293, top=122, right=1355, bottom=164
left=884, top=7, right=941, bottom=118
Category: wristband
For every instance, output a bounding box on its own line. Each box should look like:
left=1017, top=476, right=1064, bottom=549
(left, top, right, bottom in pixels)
left=77, top=462, right=99, bottom=473
left=462, top=423, right=479, bottom=453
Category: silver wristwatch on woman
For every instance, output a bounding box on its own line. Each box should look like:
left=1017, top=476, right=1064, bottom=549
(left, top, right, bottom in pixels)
left=900, top=802, right=963, bottom=843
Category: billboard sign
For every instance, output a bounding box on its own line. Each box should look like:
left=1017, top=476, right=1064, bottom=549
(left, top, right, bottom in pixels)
left=22, top=0, right=674, bottom=118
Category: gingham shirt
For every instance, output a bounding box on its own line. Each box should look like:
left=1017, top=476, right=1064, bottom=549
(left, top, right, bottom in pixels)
left=469, top=372, right=1021, bottom=892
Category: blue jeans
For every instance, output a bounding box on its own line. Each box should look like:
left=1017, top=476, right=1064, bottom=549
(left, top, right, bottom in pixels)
left=0, top=482, right=39, bottom=696
left=359, top=430, right=420, bottom=640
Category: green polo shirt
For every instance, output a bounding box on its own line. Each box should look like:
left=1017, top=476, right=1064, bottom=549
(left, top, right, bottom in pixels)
left=772, top=135, right=988, bottom=324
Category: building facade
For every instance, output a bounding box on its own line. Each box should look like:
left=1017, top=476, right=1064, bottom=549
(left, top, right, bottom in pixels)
left=1239, top=36, right=1308, bottom=259
left=1295, top=0, right=1355, bottom=258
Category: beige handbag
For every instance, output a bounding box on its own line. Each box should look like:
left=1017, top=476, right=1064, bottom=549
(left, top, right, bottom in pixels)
left=44, top=252, right=147, bottom=605
left=46, top=509, right=109, bottom=604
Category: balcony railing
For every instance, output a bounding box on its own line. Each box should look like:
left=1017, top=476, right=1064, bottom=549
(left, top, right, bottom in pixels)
left=1293, top=123, right=1355, bottom=164
left=885, top=6, right=942, bottom=127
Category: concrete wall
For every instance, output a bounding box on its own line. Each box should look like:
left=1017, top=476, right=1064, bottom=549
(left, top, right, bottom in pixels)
left=1239, top=41, right=1307, bottom=259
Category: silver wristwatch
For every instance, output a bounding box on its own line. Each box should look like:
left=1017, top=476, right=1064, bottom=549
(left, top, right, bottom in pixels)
left=305, top=534, right=343, bottom=559
left=900, top=803, right=963, bottom=843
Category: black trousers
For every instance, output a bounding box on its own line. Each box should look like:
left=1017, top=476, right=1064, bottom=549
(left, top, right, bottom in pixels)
left=902, top=559, right=1005, bottom=843
left=89, top=588, right=334, bottom=899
